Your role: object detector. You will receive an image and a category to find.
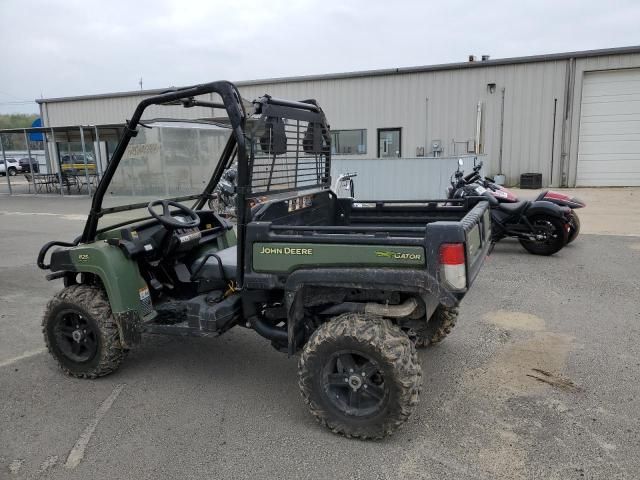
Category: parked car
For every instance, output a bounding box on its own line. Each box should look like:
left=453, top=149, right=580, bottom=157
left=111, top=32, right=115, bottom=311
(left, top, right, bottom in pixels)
left=19, top=157, right=39, bottom=173
left=60, top=154, right=97, bottom=174
left=0, top=158, right=22, bottom=176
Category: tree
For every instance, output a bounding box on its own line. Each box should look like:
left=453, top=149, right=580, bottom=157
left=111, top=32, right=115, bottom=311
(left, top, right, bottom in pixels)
left=0, top=114, right=39, bottom=150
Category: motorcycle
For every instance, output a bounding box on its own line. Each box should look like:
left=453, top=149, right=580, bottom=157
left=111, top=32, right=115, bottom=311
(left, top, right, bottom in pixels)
left=480, top=176, right=584, bottom=244
left=333, top=172, right=357, bottom=198
left=448, top=159, right=571, bottom=256
left=208, top=166, right=238, bottom=219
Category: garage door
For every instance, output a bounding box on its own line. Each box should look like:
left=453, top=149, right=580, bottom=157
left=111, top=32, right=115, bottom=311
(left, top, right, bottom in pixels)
left=577, top=68, right=640, bottom=186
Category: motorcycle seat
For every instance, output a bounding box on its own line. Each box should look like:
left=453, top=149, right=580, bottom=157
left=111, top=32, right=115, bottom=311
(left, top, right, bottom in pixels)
left=497, top=201, right=528, bottom=215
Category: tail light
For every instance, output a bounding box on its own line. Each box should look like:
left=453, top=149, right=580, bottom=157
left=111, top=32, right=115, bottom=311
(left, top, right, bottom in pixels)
left=439, top=243, right=466, bottom=290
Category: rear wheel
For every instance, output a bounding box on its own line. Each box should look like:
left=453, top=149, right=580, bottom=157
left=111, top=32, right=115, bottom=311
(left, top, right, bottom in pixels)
left=42, top=285, right=127, bottom=378
left=519, top=215, right=568, bottom=255
left=298, top=313, right=421, bottom=439
left=414, top=306, right=458, bottom=349
left=567, top=211, right=581, bottom=244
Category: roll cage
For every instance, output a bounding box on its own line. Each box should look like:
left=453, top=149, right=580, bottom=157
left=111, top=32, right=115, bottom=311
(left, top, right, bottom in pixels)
left=80, top=80, right=331, bottom=288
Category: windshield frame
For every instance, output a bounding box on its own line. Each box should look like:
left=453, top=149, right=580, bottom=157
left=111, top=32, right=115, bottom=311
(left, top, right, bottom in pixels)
left=80, top=81, right=246, bottom=243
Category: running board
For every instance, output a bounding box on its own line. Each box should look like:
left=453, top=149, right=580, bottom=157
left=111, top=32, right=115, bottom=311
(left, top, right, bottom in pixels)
left=144, top=294, right=242, bottom=337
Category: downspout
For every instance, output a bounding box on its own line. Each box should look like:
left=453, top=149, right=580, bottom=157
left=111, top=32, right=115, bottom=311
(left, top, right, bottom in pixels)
left=475, top=102, right=482, bottom=154
left=498, top=88, right=505, bottom=174
left=425, top=97, right=429, bottom=156
left=550, top=98, right=558, bottom=186
left=559, top=57, right=576, bottom=187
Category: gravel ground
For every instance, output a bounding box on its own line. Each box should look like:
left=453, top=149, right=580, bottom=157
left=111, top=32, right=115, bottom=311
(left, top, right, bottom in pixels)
left=1, top=196, right=639, bottom=479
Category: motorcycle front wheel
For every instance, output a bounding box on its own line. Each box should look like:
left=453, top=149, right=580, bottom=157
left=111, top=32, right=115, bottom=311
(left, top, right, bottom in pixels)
left=519, top=215, right=568, bottom=256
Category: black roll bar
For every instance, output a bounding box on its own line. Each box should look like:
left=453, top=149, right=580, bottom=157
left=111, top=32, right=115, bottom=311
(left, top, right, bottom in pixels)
left=80, top=80, right=250, bottom=286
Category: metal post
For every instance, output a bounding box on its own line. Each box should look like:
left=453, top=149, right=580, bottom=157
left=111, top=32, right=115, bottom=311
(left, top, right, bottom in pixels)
left=158, top=127, right=169, bottom=196
left=79, top=126, right=91, bottom=196
left=24, top=129, right=37, bottom=194
left=94, top=126, right=103, bottom=180
left=51, top=128, right=63, bottom=196
left=1, top=134, right=12, bottom=195
left=41, top=130, right=49, bottom=174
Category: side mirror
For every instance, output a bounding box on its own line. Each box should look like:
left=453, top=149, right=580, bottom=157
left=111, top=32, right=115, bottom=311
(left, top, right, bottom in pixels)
left=260, top=117, right=287, bottom=155
left=458, top=158, right=464, bottom=166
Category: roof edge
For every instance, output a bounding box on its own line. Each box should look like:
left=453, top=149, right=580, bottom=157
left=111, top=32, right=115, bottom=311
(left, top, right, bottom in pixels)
left=37, top=45, right=640, bottom=104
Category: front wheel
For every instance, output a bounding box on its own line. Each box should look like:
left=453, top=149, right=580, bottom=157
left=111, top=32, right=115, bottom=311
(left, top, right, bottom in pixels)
left=518, top=215, right=568, bottom=255
left=8, top=167, right=17, bottom=176
left=298, top=314, right=421, bottom=439
left=567, top=211, right=581, bottom=244
left=42, top=285, right=127, bottom=378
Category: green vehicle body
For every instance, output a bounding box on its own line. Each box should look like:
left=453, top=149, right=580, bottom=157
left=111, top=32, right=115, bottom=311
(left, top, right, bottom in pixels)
left=37, top=81, right=494, bottom=439
left=252, top=243, right=425, bottom=273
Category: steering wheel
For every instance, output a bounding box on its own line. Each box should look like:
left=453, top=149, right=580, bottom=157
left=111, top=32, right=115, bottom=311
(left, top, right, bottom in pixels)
left=147, top=200, right=200, bottom=229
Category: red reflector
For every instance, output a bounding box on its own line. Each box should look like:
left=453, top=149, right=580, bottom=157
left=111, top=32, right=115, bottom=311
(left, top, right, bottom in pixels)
left=439, top=243, right=465, bottom=265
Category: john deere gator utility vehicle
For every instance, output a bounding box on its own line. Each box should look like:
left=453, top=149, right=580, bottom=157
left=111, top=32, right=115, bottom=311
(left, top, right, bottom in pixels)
left=38, top=81, right=491, bottom=438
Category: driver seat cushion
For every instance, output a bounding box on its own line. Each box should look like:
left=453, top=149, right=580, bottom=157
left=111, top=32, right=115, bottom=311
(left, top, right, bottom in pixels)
left=497, top=201, right=528, bottom=215
left=191, top=246, right=237, bottom=283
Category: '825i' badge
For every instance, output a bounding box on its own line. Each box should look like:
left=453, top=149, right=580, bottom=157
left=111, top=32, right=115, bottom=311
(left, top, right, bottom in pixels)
left=77, top=254, right=89, bottom=262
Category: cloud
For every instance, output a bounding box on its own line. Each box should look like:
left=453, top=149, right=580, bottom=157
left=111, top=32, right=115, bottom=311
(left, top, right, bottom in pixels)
left=1, top=0, right=639, bottom=114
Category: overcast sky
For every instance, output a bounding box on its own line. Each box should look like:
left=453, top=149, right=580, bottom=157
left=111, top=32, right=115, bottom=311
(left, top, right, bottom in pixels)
left=1, top=0, right=639, bottom=114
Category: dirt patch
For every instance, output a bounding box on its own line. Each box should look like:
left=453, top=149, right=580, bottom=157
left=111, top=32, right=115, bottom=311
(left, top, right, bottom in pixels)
left=464, top=311, right=578, bottom=478
left=484, top=310, right=546, bottom=332
left=472, top=331, right=575, bottom=395
left=629, top=243, right=640, bottom=251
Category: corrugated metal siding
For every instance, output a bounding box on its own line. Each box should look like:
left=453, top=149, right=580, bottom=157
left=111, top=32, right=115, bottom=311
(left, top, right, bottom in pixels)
left=238, top=62, right=566, bottom=187
left=41, top=52, right=640, bottom=188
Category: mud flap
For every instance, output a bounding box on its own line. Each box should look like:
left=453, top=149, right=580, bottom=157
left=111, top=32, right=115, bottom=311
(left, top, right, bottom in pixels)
left=113, top=311, right=143, bottom=348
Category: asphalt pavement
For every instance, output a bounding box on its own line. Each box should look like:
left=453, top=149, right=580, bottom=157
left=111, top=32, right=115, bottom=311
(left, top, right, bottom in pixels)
left=1, top=195, right=639, bottom=479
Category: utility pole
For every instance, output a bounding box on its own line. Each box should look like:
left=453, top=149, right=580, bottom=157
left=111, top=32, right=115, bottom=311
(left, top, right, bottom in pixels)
left=139, top=77, right=143, bottom=90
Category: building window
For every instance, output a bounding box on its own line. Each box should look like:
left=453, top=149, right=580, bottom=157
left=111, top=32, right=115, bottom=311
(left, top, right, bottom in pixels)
left=331, top=129, right=367, bottom=155
left=377, top=128, right=401, bottom=158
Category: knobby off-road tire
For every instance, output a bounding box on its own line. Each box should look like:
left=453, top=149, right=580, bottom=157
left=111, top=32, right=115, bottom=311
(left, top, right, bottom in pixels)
left=298, top=313, right=422, bottom=439
left=414, top=306, right=459, bottom=349
left=42, top=285, right=127, bottom=378
left=519, top=215, right=568, bottom=256
left=567, top=211, right=581, bottom=244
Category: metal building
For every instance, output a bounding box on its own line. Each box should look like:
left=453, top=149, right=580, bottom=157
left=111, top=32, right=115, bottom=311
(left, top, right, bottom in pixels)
left=37, top=46, right=640, bottom=188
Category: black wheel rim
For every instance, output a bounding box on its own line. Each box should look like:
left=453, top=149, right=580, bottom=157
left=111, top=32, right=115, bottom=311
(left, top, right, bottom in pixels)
left=321, top=350, right=388, bottom=417
left=52, top=309, right=99, bottom=363
left=531, top=219, right=560, bottom=245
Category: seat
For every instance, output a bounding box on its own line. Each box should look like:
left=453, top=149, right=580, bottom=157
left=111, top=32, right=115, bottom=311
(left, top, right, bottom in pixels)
left=497, top=201, right=528, bottom=215
left=191, top=246, right=237, bottom=283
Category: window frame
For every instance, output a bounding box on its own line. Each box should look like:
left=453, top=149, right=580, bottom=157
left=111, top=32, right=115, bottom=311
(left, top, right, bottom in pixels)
left=331, top=128, right=367, bottom=155
left=377, top=127, right=402, bottom=158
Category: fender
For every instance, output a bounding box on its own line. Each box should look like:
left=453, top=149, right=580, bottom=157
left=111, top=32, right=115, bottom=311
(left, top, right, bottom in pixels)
left=525, top=200, right=569, bottom=220
left=282, top=268, right=453, bottom=354
left=49, top=241, right=152, bottom=318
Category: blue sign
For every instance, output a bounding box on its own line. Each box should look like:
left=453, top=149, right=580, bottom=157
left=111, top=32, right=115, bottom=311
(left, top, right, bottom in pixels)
left=29, top=118, right=43, bottom=142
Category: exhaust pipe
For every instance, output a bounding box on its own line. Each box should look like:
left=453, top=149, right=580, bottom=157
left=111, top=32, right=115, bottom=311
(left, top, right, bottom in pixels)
left=365, top=297, right=418, bottom=317
left=320, top=297, right=418, bottom=318
left=250, top=316, right=305, bottom=344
